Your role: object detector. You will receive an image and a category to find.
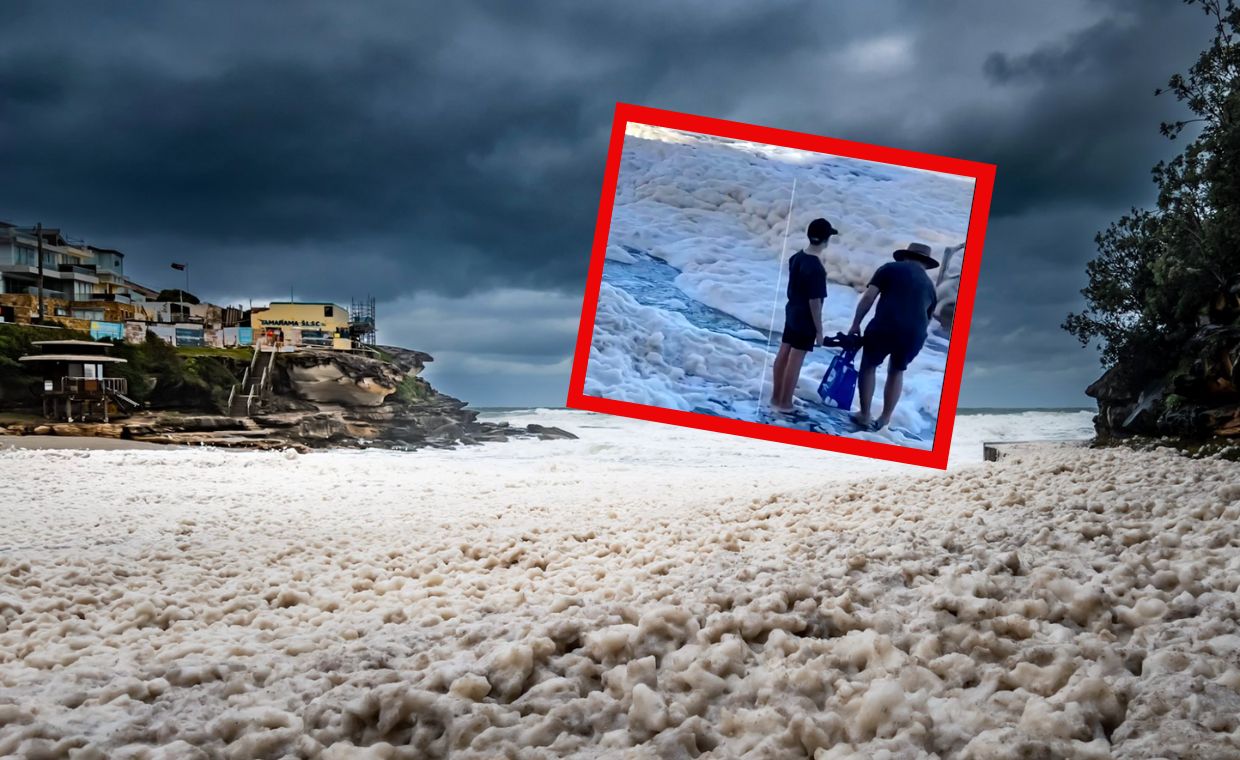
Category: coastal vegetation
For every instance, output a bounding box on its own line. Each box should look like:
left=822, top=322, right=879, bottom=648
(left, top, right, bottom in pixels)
left=0, top=323, right=243, bottom=412
left=1065, top=0, right=1240, bottom=439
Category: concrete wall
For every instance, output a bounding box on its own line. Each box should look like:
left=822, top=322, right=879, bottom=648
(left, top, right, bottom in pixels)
left=124, top=321, right=148, bottom=344
left=0, top=293, right=150, bottom=329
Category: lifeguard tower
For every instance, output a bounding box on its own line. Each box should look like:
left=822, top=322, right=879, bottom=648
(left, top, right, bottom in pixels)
left=18, top=340, right=137, bottom=422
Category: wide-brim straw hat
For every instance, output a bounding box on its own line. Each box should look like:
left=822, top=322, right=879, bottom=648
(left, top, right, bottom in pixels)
left=893, top=241, right=940, bottom=269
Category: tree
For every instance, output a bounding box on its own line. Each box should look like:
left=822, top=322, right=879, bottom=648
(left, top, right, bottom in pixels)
left=1065, top=0, right=1240, bottom=377
left=153, top=289, right=201, bottom=304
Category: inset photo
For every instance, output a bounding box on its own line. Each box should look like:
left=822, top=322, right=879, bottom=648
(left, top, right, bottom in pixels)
left=569, top=105, right=995, bottom=467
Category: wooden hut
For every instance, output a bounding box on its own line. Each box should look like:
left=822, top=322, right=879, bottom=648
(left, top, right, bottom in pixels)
left=18, top=340, right=137, bottom=422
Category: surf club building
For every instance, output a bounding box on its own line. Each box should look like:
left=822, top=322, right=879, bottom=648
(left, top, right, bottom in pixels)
left=250, top=302, right=354, bottom=350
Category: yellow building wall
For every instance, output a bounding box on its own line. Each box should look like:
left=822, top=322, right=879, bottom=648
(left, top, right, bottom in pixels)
left=251, top=302, right=352, bottom=349
left=251, top=302, right=349, bottom=331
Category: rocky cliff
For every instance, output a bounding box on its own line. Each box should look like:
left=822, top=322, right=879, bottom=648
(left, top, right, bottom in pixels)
left=0, top=334, right=575, bottom=450
left=255, top=347, right=573, bottom=449
left=1087, top=289, right=1240, bottom=441
left=277, top=349, right=405, bottom=407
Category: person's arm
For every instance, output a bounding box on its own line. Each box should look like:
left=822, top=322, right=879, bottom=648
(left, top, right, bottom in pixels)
left=810, top=298, right=824, bottom=344
left=810, top=258, right=827, bottom=344
left=850, top=285, right=879, bottom=334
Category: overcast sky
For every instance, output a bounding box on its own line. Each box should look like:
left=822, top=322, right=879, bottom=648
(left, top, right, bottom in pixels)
left=0, top=1, right=1211, bottom=407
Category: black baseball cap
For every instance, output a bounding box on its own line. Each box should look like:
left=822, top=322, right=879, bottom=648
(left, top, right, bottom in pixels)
left=807, top=218, right=840, bottom=244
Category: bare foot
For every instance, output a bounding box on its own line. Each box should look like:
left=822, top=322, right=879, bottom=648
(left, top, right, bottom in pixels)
left=875, top=417, right=892, bottom=430
left=773, top=404, right=796, bottom=414
left=851, top=412, right=872, bottom=428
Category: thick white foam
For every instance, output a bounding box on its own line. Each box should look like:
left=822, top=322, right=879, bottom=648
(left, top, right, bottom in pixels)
left=592, top=125, right=975, bottom=440
left=3, top=414, right=1237, bottom=757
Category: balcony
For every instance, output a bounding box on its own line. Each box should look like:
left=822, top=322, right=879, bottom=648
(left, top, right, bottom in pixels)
left=89, top=291, right=133, bottom=303
left=55, top=264, right=99, bottom=283
left=53, top=376, right=128, bottom=396
left=12, top=285, right=68, bottom=300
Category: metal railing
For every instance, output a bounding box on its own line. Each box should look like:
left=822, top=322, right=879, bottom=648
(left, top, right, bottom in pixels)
left=225, top=346, right=273, bottom=417
left=56, top=264, right=98, bottom=275
left=58, top=376, right=128, bottom=395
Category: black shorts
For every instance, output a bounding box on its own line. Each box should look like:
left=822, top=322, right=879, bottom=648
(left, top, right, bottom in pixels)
left=860, top=323, right=925, bottom=371
left=781, top=329, right=816, bottom=352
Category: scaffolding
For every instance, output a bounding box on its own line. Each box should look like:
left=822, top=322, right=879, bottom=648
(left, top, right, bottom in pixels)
left=349, top=296, right=376, bottom=346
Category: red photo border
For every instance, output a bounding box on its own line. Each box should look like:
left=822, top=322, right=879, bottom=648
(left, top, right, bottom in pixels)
left=566, top=103, right=996, bottom=469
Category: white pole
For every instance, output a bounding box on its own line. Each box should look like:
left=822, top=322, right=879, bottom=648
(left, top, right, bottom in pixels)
left=757, top=177, right=797, bottom=411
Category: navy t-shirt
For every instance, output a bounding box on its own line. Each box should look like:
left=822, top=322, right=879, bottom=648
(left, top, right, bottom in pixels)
left=784, top=251, right=827, bottom=335
left=868, top=260, right=938, bottom=335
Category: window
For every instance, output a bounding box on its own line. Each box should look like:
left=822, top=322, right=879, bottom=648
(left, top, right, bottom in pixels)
left=324, top=305, right=334, bottom=317
left=302, top=330, right=332, bottom=346
left=72, top=308, right=105, bottom=321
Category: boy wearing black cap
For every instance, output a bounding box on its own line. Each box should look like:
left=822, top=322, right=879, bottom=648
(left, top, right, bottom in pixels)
left=771, top=218, right=838, bottom=413
left=847, top=241, right=940, bottom=430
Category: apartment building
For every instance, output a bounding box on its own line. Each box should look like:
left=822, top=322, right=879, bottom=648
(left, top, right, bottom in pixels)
left=0, top=222, right=150, bottom=326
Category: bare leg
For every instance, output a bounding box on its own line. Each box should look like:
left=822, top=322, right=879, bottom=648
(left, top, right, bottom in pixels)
left=780, top=348, right=808, bottom=409
left=771, top=343, right=790, bottom=407
left=854, top=364, right=876, bottom=426
left=876, top=367, right=904, bottom=428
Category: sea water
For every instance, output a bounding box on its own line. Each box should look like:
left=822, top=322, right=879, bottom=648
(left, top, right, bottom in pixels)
left=474, top=407, right=1097, bottom=479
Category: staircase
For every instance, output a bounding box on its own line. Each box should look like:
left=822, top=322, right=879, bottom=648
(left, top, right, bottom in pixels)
left=228, top=348, right=276, bottom=417
left=112, top=392, right=141, bottom=411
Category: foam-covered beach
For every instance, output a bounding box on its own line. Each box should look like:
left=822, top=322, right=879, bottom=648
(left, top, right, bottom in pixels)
left=3, top=410, right=1239, bottom=758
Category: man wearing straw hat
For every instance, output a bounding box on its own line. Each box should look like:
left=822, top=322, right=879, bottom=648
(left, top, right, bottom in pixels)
left=847, top=241, right=940, bottom=430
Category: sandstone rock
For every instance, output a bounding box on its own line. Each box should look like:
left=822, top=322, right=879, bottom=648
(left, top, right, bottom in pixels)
left=1085, top=364, right=1140, bottom=403
left=1, top=343, right=576, bottom=453
left=278, top=350, right=404, bottom=407
left=376, top=345, right=432, bottom=376
left=260, top=396, right=319, bottom=414
left=156, top=415, right=247, bottom=432
left=1205, top=403, right=1240, bottom=436
left=49, top=423, right=89, bottom=437
left=251, top=415, right=300, bottom=429
left=1090, top=321, right=1240, bottom=440
left=296, top=415, right=351, bottom=442
left=94, top=424, right=124, bottom=439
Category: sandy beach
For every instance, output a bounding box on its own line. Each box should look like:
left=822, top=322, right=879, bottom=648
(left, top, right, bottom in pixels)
left=0, top=436, right=175, bottom=451
left=2, top=411, right=1237, bottom=758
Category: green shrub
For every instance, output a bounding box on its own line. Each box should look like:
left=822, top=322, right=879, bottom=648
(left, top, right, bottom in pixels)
left=0, top=324, right=245, bottom=413
left=394, top=374, right=432, bottom=405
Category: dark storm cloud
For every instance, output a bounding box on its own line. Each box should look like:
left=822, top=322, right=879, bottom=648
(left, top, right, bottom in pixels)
left=0, top=1, right=1217, bottom=405
left=960, top=7, right=1202, bottom=217
left=0, top=0, right=824, bottom=302
left=981, top=18, right=1121, bottom=85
